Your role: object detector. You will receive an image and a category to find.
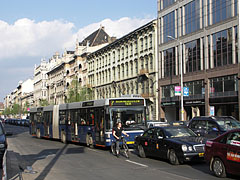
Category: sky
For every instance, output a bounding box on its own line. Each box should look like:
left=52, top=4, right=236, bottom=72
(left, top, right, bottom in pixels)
left=0, top=0, right=157, bottom=102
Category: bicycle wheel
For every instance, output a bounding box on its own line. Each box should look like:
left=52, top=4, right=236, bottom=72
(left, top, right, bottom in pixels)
left=123, top=143, right=130, bottom=158
left=111, top=142, right=117, bottom=156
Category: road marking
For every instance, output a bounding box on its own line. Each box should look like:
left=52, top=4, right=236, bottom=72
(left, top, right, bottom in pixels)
left=87, top=148, right=99, bottom=152
left=125, top=160, right=148, bottom=168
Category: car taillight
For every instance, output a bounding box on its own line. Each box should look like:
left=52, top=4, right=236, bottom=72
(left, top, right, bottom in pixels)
left=205, top=140, right=213, bottom=147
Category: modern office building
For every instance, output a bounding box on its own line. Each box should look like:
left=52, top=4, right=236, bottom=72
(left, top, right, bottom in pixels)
left=157, top=0, right=239, bottom=121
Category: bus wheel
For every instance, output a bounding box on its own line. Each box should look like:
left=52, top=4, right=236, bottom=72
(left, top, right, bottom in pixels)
left=37, top=129, right=41, bottom=139
left=86, top=134, right=94, bottom=148
left=61, top=132, right=67, bottom=144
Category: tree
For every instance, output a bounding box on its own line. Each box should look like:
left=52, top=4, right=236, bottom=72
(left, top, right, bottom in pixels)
left=66, top=77, right=93, bottom=103
left=39, top=99, right=49, bottom=107
left=11, top=104, right=21, bottom=115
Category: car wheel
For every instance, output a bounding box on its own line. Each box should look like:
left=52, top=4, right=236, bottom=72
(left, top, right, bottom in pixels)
left=212, top=157, right=226, bottom=178
left=168, top=149, right=179, bottom=165
left=138, top=145, right=146, bottom=158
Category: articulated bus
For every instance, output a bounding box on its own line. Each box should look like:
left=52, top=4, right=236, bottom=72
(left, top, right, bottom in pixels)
left=29, top=96, right=147, bottom=147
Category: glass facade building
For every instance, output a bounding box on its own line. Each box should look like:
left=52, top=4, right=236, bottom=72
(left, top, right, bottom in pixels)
left=158, top=0, right=240, bottom=121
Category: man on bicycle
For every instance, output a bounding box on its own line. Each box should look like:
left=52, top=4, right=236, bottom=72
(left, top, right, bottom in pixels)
left=112, top=121, right=129, bottom=156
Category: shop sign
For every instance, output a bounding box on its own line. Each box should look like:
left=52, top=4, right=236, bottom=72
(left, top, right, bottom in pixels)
left=185, top=100, right=204, bottom=105
left=161, top=102, right=176, bottom=106
left=175, top=86, right=181, bottom=96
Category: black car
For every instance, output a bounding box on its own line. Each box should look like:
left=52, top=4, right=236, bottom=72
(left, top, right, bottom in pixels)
left=135, top=126, right=205, bottom=165
left=0, top=122, right=12, bottom=168
left=188, top=116, right=240, bottom=139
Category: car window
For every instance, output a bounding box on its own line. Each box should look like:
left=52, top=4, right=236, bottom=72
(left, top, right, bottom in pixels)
left=216, top=119, right=240, bottom=131
left=143, top=129, right=154, bottom=138
left=164, top=127, right=196, bottom=138
left=191, top=120, right=206, bottom=130
left=207, top=121, right=218, bottom=131
left=0, top=125, right=3, bottom=135
left=155, top=129, right=164, bottom=138
left=226, top=132, right=240, bottom=146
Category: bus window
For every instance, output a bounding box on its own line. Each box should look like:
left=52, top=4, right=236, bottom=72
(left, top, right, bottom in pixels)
left=87, top=109, right=94, bottom=125
left=80, top=109, right=87, bottom=125
left=59, top=111, right=67, bottom=125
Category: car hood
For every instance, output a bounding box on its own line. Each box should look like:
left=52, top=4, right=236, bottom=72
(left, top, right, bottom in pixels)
left=168, top=136, right=206, bottom=146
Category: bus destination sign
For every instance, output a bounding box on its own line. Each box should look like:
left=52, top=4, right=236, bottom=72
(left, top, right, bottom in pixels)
left=109, top=99, right=144, bottom=106
left=82, top=101, right=94, bottom=107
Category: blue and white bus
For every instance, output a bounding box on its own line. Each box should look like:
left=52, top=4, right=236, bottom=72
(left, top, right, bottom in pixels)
left=29, top=95, right=147, bottom=147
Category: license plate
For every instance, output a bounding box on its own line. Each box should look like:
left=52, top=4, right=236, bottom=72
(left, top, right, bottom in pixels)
left=199, top=153, right=204, bottom=157
left=126, top=141, right=134, bottom=144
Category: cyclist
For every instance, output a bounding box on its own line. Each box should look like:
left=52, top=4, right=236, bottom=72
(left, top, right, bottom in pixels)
left=112, top=121, right=129, bottom=156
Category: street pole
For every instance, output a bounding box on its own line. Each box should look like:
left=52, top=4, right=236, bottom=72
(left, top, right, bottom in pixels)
left=167, top=36, right=184, bottom=121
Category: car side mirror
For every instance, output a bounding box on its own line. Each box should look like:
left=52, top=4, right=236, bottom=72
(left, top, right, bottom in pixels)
left=6, top=132, right=13, bottom=136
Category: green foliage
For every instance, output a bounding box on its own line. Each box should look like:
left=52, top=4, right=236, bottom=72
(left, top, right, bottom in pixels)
left=3, top=107, right=11, bottom=116
left=11, top=103, right=21, bottom=115
left=66, top=77, right=93, bottom=103
left=39, top=99, right=49, bottom=107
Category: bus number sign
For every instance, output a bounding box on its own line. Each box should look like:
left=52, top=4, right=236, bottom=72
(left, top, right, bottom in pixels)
left=82, top=101, right=94, bottom=107
left=109, top=99, right=144, bottom=106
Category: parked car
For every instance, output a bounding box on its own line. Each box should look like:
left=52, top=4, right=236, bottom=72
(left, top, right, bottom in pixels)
left=0, top=122, right=12, bottom=168
left=188, top=116, right=240, bottom=139
left=205, top=128, right=240, bottom=178
left=135, top=125, right=206, bottom=165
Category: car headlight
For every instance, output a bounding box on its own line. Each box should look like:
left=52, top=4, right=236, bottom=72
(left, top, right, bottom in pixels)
left=0, top=144, right=5, bottom=148
left=188, top=146, right=193, bottom=151
left=182, top=145, right=188, bottom=152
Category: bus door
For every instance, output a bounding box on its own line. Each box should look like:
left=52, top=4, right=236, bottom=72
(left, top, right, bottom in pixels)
left=44, top=112, right=50, bottom=137
left=70, top=110, right=79, bottom=142
left=95, top=108, right=105, bottom=145
left=30, top=113, right=37, bottom=135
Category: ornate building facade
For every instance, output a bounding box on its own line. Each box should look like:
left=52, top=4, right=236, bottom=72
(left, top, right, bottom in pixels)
left=88, top=20, right=159, bottom=120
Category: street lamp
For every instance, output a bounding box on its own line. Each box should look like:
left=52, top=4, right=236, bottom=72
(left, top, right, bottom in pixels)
left=167, top=35, right=184, bottom=121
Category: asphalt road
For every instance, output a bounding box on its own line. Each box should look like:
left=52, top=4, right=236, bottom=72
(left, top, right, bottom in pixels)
left=3, top=124, right=238, bottom=180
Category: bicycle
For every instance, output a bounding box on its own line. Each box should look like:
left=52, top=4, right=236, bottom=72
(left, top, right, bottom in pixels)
left=111, top=136, right=130, bottom=158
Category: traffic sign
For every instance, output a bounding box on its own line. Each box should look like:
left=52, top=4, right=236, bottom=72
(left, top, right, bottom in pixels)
left=183, top=87, right=189, bottom=96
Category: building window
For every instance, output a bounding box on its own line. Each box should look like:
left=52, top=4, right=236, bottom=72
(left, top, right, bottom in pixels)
left=135, top=60, right=138, bottom=74
left=163, top=11, right=175, bottom=43
left=141, top=82, right=145, bottom=94
left=213, top=28, right=233, bottom=67
left=130, top=61, right=133, bottom=76
left=185, top=39, right=201, bottom=73
left=150, top=55, right=153, bottom=70
left=185, top=0, right=200, bottom=35
left=121, top=64, right=124, bottom=78
left=184, top=80, right=204, bottom=96
left=149, top=34, right=153, bottom=49
left=140, top=38, right=144, bottom=51
left=113, top=51, right=116, bottom=64
left=118, top=49, right=120, bottom=62
left=141, top=58, right=144, bottom=69
left=161, top=85, right=175, bottom=99
left=118, top=66, right=120, bottom=79
left=126, top=46, right=128, bottom=58
left=145, top=57, right=148, bottom=71
left=130, top=43, right=133, bottom=56
left=135, top=41, right=138, bottom=54
left=163, top=47, right=176, bottom=77
left=210, top=0, right=232, bottom=25
left=160, top=0, right=175, bottom=10
left=210, top=75, right=238, bottom=96
left=131, top=82, right=134, bottom=94
left=145, top=36, right=148, bottom=50
left=135, top=81, right=138, bottom=94
left=126, top=63, right=128, bottom=77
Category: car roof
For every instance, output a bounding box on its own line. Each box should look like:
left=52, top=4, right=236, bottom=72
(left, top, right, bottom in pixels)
left=191, top=116, right=236, bottom=121
left=151, top=125, right=188, bottom=130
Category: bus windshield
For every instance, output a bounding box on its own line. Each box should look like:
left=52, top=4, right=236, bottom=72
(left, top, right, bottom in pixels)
left=108, top=107, right=146, bottom=130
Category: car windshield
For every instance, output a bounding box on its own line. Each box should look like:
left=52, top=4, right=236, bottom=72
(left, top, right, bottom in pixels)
left=164, top=127, right=196, bottom=138
left=216, top=118, right=240, bottom=131
left=0, top=125, right=3, bottom=135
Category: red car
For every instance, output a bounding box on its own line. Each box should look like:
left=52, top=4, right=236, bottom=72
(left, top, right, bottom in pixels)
left=205, top=128, right=240, bottom=178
